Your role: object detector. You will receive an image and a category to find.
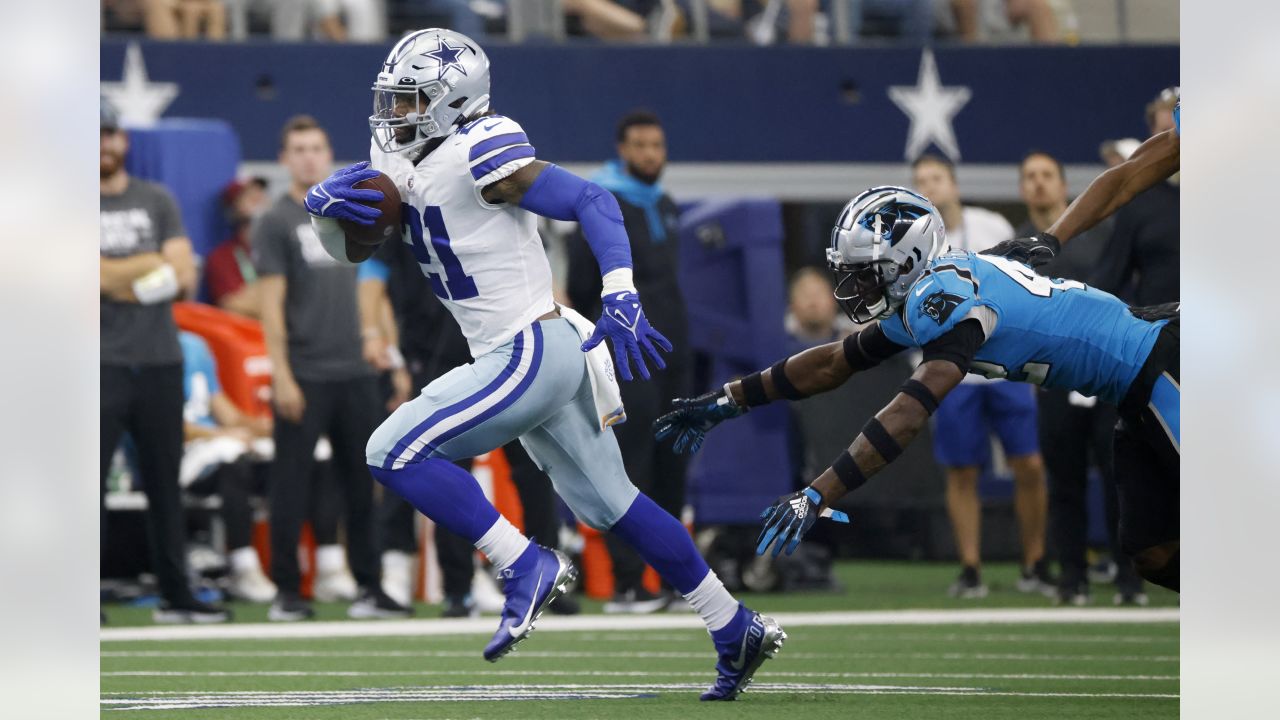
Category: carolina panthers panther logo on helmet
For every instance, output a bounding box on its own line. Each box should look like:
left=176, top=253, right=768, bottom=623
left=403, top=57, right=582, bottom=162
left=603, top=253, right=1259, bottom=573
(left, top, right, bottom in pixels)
left=919, top=291, right=966, bottom=326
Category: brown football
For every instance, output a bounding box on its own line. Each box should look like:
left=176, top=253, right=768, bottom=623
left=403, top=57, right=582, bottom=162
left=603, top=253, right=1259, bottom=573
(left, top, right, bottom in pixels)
left=338, top=171, right=402, bottom=247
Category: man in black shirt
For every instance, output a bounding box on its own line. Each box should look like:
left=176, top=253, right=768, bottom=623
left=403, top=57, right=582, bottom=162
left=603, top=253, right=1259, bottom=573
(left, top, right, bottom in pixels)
left=1090, top=91, right=1180, bottom=305
left=567, top=110, right=690, bottom=613
left=1017, top=151, right=1145, bottom=605
left=100, top=98, right=228, bottom=623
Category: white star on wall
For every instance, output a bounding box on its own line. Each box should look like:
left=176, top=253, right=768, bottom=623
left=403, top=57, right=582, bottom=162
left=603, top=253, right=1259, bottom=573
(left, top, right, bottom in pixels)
left=888, top=48, right=972, bottom=162
left=101, top=43, right=179, bottom=127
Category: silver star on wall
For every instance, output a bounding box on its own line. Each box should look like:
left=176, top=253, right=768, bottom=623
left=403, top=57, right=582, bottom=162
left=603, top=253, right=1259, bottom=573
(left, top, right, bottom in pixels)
left=888, top=48, right=972, bottom=162
left=101, top=43, right=179, bottom=127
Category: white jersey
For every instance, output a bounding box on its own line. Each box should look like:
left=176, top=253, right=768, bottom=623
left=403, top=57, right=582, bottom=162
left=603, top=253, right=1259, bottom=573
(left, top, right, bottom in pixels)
left=370, top=115, right=555, bottom=358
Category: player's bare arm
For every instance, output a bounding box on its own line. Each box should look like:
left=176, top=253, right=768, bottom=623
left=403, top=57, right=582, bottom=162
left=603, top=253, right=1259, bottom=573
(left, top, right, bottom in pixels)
left=100, top=252, right=165, bottom=301
left=481, top=159, right=549, bottom=205
left=808, top=358, right=964, bottom=508
left=1048, top=127, right=1180, bottom=244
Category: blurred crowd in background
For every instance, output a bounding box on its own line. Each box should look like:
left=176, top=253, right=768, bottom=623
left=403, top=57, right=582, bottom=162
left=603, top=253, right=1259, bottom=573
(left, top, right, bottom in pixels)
left=100, top=7, right=1178, bottom=623
left=101, top=0, right=1176, bottom=46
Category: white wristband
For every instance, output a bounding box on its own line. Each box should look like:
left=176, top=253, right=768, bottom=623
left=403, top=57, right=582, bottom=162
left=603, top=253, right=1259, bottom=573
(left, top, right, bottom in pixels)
left=600, top=268, right=636, bottom=296
left=386, top=345, right=406, bottom=370
left=131, top=263, right=179, bottom=304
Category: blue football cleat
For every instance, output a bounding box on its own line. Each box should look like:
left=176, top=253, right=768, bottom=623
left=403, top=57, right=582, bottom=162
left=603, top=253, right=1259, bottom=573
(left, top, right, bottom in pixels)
left=700, top=605, right=786, bottom=701
left=483, top=547, right=577, bottom=662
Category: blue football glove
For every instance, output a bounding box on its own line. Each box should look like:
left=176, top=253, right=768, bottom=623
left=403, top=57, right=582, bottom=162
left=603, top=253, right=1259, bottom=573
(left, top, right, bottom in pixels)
left=582, top=291, right=673, bottom=382
left=756, top=487, right=850, bottom=558
left=304, top=161, right=385, bottom=226
left=653, top=388, right=744, bottom=455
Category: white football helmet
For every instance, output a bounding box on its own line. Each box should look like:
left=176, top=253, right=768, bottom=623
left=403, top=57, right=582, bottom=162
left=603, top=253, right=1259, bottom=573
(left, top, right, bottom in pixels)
left=370, top=29, right=492, bottom=153
left=826, top=186, right=948, bottom=323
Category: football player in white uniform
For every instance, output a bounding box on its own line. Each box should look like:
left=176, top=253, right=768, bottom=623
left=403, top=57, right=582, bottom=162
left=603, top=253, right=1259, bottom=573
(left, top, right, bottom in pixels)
left=304, top=29, right=782, bottom=700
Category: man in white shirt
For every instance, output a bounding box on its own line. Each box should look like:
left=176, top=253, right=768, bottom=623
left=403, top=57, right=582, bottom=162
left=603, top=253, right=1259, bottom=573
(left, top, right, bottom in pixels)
left=912, top=154, right=1052, bottom=599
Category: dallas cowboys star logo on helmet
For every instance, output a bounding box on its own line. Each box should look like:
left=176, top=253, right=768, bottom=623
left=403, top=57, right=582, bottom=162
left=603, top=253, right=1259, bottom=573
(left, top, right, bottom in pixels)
left=422, top=38, right=468, bottom=81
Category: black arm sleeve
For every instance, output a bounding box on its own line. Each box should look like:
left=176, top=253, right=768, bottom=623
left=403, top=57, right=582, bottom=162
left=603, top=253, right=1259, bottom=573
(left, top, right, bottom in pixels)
left=920, top=319, right=986, bottom=374
left=842, top=322, right=908, bottom=371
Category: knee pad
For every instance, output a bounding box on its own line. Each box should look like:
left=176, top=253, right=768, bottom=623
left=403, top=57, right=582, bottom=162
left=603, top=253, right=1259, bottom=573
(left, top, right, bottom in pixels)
left=366, top=420, right=401, bottom=468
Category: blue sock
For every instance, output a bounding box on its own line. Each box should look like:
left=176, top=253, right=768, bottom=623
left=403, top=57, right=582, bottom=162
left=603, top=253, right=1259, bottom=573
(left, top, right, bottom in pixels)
left=608, top=492, right=710, bottom=594
left=369, top=459, right=499, bottom=543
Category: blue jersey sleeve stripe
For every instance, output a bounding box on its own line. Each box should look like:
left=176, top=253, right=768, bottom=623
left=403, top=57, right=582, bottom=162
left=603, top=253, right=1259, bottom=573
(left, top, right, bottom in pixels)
left=471, top=145, right=536, bottom=180
left=468, top=132, right=529, bottom=162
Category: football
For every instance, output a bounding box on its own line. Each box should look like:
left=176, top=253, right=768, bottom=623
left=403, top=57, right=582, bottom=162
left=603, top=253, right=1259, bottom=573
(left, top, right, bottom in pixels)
left=338, top=170, right=402, bottom=246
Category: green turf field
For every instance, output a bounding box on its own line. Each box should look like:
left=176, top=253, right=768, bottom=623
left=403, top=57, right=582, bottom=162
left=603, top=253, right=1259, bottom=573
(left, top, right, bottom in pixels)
left=101, top=561, right=1179, bottom=718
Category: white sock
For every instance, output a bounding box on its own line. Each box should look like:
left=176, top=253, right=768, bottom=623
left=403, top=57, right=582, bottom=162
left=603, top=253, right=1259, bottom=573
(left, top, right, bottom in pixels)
left=229, top=546, right=262, bottom=574
left=315, top=544, right=346, bottom=574
left=475, top=516, right=531, bottom=572
left=684, top=570, right=740, bottom=632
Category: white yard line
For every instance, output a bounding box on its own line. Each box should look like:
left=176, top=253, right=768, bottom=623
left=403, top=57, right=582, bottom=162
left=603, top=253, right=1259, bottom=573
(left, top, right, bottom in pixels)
left=99, top=607, right=1178, bottom=642
left=99, top=683, right=1179, bottom=711
left=101, top=648, right=1178, bottom=662
left=102, top=669, right=1179, bottom=681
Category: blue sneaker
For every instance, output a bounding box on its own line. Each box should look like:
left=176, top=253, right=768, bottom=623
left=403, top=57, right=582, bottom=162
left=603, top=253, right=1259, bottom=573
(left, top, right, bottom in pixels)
left=701, top=604, right=786, bottom=701
left=483, top=547, right=577, bottom=662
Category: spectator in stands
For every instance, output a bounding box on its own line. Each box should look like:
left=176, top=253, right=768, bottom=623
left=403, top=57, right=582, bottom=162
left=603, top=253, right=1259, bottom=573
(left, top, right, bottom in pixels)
left=836, top=0, right=935, bottom=45
left=253, top=115, right=409, bottom=621
left=1091, top=88, right=1180, bottom=307
left=100, top=97, right=229, bottom=623
left=949, top=0, right=1059, bottom=43
left=912, top=153, right=1053, bottom=599
left=785, top=266, right=851, bottom=352
left=205, top=177, right=269, bottom=319
left=567, top=109, right=690, bottom=613
left=143, top=0, right=228, bottom=39
left=1099, top=138, right=1141, bottom=169
left=359, top=238, right=580, bottom=617
left=419, top=0, right=492, bottom=38
left=177, top=331, right=277, bottom=602
left=1016, top=151, right=1144, bottom=606
left=313, top=0, right=387, bottom=42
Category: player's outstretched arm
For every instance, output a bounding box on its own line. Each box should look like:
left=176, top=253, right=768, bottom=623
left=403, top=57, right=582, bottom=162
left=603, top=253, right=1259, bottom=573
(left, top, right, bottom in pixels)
left=756, top=358, right=964, bottom=556
left=654, top=322, right=907, bottom=454
left=982, top=128, right=1179, bottom=267
left=487, top=161, right=671, bottom=382
left=1049, top=128, right=1179, bottom=244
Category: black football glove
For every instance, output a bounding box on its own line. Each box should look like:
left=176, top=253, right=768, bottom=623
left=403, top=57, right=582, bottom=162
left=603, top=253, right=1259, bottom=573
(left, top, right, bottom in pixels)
left=979, top=231, right=1061, bottom=268
left=756, top=488, right=850, bottom=558
left=653, top=388, right=744, bottom=455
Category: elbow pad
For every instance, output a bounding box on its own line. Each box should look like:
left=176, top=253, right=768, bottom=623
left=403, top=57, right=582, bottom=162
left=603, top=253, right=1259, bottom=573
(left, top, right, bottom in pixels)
left=842, top=324, right=906, bottom=371
left=519, top=164, right=632, bottom=274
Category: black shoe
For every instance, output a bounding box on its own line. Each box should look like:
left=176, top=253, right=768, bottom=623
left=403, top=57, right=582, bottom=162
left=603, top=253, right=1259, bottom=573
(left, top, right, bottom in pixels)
left=348, top=586, right=413, bottom=619
left=268, top=593, right=315, bottom=622
left=603, top=588, right=669, bottom=614
left=442, top=593, right=479, bottom=618
left=1055, top=579, right=1091, bottom=607
left=153, top=598, right=232, bottom=624
left=1114, top=591, right=1150, bottom=607
left=1017, top=559, right=1058, bottom=598
left=548, top=591, right=581, bottom=615
left=947, top=566, right=988, bottom=599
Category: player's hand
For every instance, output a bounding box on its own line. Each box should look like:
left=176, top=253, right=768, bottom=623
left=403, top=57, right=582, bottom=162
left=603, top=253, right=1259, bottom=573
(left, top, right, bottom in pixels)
left=653, top=388, right=744, bottom=455
left=756, top=488, right=850, bottom=558
left=979, top=231, right=1061, bottom=268
left=388, top=367, right=413, bottom=413
left=582, top=291, right=673, bottom=382
left=272, top=376, right=306, bottom=424
left=304, top=161, right=385, bottom=226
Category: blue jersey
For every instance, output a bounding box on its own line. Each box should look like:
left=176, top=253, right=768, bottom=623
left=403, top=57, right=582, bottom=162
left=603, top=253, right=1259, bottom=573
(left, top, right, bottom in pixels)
left=879, top=251, right=1168, bottom=405
left=180, top=331, right=220, bottom=429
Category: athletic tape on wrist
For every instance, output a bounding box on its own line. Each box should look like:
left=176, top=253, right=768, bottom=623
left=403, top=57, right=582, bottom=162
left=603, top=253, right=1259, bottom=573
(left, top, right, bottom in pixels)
left=740, top=372, right=769, bottom=407
left=831, top=451, right=868, bottom=491
left=861, top=417, right=903, bottom=463
left=770, top=359, right=807, bottom=400
left=898, top=378, right=939, bottom=415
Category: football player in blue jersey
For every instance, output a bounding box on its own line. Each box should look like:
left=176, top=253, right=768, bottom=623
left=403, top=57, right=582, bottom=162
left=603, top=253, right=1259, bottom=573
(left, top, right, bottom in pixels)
left=988, top=96, right=1180, bottom=268
left=656, top=187, right=1180, bottom=592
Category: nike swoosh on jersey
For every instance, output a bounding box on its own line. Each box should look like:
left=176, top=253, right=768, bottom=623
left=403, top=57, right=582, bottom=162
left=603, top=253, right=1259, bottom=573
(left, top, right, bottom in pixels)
left=914, top=279, right=936, bottom=297
left=483, top=122, right=502, bottom=132
left=506, top=568, right=544, bottom=637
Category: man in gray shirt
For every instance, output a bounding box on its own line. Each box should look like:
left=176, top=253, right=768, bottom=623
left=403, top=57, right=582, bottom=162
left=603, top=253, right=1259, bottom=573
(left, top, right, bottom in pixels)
left=100, top=98, right=229, bottom=623
left=254, top=115, right=409, bottom=621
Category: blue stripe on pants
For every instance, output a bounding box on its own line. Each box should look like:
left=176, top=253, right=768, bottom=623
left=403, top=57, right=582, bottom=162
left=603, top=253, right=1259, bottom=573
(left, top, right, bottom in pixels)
left=1149, top=372, right=1179, bottom=451
left=382, top=324, right=543, bottom=469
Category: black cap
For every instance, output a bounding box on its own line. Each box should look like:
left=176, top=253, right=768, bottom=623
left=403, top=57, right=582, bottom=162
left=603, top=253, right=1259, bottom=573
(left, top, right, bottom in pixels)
left=101, top=96, right=121, bottom=131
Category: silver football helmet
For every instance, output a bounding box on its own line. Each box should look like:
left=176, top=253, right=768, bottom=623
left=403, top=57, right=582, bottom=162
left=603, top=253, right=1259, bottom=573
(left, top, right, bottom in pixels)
left=370, top=28, right=492, bottom=153
left=826, top=186, right=948, bottom=324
